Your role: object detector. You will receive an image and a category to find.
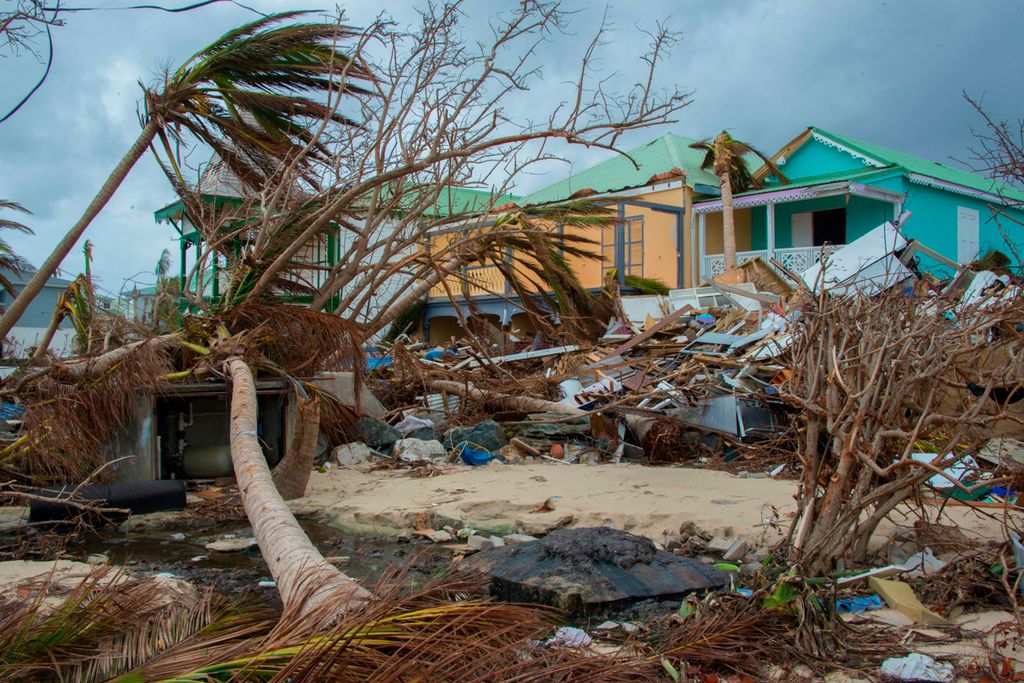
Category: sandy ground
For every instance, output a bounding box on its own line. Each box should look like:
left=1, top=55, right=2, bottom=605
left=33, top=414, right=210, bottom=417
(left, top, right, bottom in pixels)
left=294, top=462, right=1015, bottom=550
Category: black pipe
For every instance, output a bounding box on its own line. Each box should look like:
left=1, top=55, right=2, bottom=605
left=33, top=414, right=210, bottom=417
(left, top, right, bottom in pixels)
left=28, top=480, right=187, bottom=523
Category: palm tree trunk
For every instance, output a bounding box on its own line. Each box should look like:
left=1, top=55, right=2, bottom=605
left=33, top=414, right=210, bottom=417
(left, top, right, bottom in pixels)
left=226, top=357, right=368, bottom=618
left=53, top=332, right=179, bottom=381
left=28, top=307, right=65, bottom=365
left=719, top=172, right=737, bottom=270
left=271, top=394, right=320, bottom=501
left=0, top=120, right=160, bottom=342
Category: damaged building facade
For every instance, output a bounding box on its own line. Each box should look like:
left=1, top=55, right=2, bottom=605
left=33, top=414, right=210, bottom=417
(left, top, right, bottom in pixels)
left=421, top=126, right=1024, bottom=343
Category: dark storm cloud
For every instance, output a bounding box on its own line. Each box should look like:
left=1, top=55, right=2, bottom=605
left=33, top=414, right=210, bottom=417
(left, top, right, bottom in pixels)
left=0, top=0, right=1019, bottom=297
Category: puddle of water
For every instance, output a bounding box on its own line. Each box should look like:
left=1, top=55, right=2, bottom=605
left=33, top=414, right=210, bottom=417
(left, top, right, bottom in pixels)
left=53, top=519, right=452, bottom=595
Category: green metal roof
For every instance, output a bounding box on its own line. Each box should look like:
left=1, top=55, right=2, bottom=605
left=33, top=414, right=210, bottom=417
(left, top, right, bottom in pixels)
left=425, top=187, right=520, bottom=218
left=731, top=167, right=900, bottom=198
left=521, top=133, right=727, bottom=205
left=811, top=127, right=1024, bottom=202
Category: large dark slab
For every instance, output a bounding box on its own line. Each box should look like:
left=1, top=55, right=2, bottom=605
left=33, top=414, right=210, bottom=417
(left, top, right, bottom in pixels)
left=462, top=526, right=729, bottom=615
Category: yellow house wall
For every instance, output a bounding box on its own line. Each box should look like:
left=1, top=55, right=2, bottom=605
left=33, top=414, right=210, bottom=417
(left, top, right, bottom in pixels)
left=426, top=182, right=711, bottom=300
left=703, top=208, right=753, bottom=254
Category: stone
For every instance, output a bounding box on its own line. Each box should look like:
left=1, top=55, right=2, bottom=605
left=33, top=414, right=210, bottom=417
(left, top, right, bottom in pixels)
left=514, top=514, right=574, bottom=536
left=356, top=416, right=401, bottom=450
left=707, top=536, right=735, bottom=555
left=468, top=535, right=496, bottom=551
left=741, top=561, right=762, bottom=575
left=664, top=533, right=684, bottom=551
left=407, top=427, right=443, bottom=442
left=444, top=420, right=508, bottom=452
left=462, top=527, right=730, bottom=615
left=503, top=533, right=539, bottom=544
left=205, top=537, right=257, bottom=552
left=168, top=532, right=186, bottom=541
left=427, top=529, right=454, bottom=543
left=392, top=438, right=448, bottom=463
left=495, top=444, right=524, bottom=464
left=487, top=535, right=505, bottom=548
left=86, top=553, right=109, bottom=565
left=722, top=540, right=748, bottom=562
left=334, top=442, right=377, bottom=467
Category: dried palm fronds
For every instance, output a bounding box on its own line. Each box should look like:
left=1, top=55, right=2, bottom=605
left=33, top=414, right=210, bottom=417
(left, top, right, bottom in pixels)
left=10, top=341, right=174, bottom=482
left=221, top=302, right=363, bottom=375
left=0, top=567, right=273, bottom=683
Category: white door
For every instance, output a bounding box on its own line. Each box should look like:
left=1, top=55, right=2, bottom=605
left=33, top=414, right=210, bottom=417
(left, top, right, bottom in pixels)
left=791, top=212, right=813, bottom=247
left=957, top=207, right=979, bottom=264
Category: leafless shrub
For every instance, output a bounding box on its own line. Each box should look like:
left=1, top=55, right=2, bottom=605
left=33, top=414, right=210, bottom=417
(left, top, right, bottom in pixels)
left=780, top=286, right=1024, bottom=574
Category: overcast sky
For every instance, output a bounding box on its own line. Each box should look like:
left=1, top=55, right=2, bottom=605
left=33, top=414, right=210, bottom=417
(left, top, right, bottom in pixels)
left=1, top=0, right=1021, bottom=299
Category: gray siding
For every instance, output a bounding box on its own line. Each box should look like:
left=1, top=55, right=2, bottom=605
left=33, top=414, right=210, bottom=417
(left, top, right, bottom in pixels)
left=0, top=285, right=72, bottom=328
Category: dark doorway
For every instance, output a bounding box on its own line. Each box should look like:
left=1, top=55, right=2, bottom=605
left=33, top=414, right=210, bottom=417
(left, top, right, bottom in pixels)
left=813, top=208, right=846, bottom=246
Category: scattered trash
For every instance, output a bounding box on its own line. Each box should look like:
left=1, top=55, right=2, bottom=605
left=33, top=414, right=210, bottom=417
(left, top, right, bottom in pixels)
left=549, top=626, right=592, bottom=648
left=835, top=594, right=884, bottom=614
left=869, top=577, right=951, bottom=625
left=879, top=653, right=954, bottom=682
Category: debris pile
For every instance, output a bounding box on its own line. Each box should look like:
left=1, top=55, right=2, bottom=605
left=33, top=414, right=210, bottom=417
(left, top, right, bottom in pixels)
left=346, top=222, right=1024, bottom=513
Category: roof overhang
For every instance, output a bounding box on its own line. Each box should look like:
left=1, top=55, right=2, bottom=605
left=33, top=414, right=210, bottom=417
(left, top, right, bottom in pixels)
left=907, top=172, right=1023, bottom=206
left=692, top=179, right=905, bottom=214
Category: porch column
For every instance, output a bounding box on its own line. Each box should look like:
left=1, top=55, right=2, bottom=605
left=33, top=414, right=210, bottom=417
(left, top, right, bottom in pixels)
left=766, top=202, right=776, bottom=262
left=698, top=212, right=706, bottom=281
left=615, top=202, right=626, bottom=286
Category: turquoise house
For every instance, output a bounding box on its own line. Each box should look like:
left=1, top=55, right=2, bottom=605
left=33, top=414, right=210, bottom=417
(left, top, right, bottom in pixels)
left=694, top=127, right=1024, bottom=279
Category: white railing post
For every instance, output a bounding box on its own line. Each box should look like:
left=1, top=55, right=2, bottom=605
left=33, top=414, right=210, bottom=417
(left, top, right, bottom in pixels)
left=766, top=202, right=775, bottom=263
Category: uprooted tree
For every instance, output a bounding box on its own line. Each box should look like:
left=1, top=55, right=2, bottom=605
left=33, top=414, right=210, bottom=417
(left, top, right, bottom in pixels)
left=781, top=285, right=1024, bottom=575
left=3, top=2, right=689, bottom=619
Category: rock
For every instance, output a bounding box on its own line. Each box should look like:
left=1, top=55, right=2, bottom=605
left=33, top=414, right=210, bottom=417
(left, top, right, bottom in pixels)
left=495, top=444, right=524, bottom=464
left=205, top=537, right=257, bottom=552
left=664, top=534, right=684, bottom=551
left=468, top=535, right=495, bottom=551
left=444, top=420, right=508, bottom=452
left=503, top=533, right=539, bottom=544
left=427, top=529, right=454, bottom=543
left=462, top=527, right=730, bottom=615
left=514, top=514, right=574, bottom=536
left=392, top=438, right=448, bottom=463
left=168, top=532, right=186, bottom=541
left=722, top=540, right=748, bottom=562
left=356, top=416, right=401, bottom=450
left=741, top=561, right=762, bottom=575
left=707, top=536, right=735, bottom=555
left=334, top=442, right=377, bottom=467
left=86, top=553, right=108, bottom=565
left=407, top=427, right=443, bottom=442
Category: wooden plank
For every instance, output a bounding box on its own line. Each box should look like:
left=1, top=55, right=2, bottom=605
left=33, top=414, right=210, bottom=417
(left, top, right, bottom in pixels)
left=586, top=304, right=693, bottom=369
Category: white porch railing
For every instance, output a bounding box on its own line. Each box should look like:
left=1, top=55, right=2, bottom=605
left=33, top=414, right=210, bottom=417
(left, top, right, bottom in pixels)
left=701, top=245, right=843, bottom=280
